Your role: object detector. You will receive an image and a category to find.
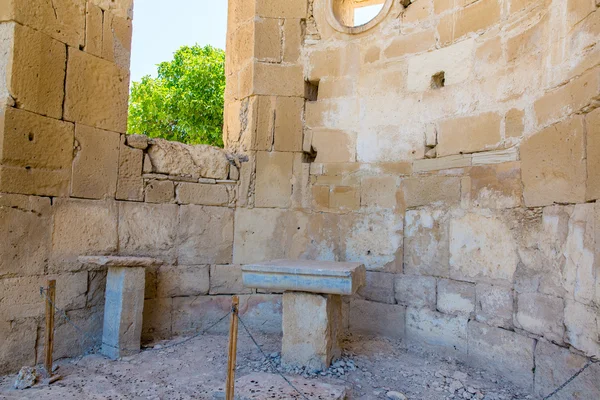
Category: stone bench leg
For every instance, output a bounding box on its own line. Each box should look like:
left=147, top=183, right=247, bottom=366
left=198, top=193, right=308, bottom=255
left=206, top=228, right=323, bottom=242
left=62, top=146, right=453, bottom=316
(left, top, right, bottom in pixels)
left=101, top=267, right=145, bottom=359
left=282, top=292, right=342, bottom=371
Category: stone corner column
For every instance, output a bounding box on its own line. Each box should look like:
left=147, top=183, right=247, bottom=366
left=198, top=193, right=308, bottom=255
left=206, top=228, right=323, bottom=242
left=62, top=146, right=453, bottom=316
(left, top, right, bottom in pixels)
left=282, top=291, right=343, bottom=371
left=101, top=266, right=146, bottom=359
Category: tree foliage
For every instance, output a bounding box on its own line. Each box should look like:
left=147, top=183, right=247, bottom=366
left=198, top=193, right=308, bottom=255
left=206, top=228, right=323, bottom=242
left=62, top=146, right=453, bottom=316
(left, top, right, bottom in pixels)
left=127, top=44, right=225, bottom=147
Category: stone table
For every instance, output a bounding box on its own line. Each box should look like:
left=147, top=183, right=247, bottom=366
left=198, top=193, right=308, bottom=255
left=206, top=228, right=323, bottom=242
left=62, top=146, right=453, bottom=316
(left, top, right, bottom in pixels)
left=242, top=260, right=366, bottom=371
left=78, top=256, right=161, bottom=359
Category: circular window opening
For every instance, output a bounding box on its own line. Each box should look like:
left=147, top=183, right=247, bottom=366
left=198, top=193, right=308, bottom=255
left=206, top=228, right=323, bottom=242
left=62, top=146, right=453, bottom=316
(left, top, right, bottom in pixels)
left=328, top=0, right=393, bottom=34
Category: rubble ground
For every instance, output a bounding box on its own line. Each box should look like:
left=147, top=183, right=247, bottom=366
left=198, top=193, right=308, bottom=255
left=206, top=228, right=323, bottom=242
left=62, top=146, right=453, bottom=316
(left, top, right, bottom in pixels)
left=0, top=332, right=534, bottom=400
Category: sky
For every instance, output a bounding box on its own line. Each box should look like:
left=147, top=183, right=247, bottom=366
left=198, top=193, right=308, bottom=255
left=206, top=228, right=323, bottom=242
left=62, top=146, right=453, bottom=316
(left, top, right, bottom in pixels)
left=130, top=0, right=228, bottom=83
left=129, top=1, right=383, bottom=83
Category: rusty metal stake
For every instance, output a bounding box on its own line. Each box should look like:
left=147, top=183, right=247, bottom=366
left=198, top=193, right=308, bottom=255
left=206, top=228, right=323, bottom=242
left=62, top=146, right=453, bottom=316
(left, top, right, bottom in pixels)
left=225, top=295, right=239, bottom=400
left=44, top=280, right=56, bottom=376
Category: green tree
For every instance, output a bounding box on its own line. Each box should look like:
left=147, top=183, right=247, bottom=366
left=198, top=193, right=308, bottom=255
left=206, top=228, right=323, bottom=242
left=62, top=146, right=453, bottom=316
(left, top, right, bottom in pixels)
left=127, top=44, right=226, bottom=147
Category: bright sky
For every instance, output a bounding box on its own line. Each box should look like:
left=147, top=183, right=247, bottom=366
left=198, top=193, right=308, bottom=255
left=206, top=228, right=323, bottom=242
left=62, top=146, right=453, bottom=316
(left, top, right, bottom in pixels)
left=130, top=0, right=228, bottom=83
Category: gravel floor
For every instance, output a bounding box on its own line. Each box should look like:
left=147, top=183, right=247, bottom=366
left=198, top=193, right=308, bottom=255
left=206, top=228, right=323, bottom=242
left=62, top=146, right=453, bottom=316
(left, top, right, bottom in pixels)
left=0, top=332, right=534, bottom=400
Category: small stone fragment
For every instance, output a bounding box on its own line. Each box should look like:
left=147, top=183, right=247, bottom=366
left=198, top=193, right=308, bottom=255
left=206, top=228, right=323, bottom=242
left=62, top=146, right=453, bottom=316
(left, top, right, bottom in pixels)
left=126, top=134, right=150, bottom=150
left=14, top=366, right=38, bottom=390
left=387, top=391, right=408, bottom=400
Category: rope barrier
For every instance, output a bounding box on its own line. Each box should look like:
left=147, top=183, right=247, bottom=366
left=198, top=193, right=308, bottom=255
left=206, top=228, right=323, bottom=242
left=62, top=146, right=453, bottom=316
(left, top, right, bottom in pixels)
left=237, top=315, right=311, bottom=400
left=543, top=356, right=599, bottom=399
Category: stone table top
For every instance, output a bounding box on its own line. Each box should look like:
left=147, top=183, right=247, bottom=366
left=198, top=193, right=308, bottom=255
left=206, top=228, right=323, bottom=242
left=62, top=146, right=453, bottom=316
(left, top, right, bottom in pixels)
left=78, top=256, right=161, bottom=268
left=242, top=259, right=366, bottom=295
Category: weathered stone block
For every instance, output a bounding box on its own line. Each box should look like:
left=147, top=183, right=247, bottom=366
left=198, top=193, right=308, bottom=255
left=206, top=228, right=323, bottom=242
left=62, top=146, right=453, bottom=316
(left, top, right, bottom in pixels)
left=361, top=176, right=398, bottom=209
left=282, top=292, right=342, bottom=371
left=46, top=305, right=103, bottom=361
left=64, top=48, right=129, bottom=133
left=3, top=0, right=85, bottom=47
left=407, top=38, right=475, bottom=91
left=256, top=0, right=307, bottom=18
left=147, top=139, right=230, bottom=180
left=437, top=112, right=502, bottom=157
left=0, top=193, right=51, bottom=277
left=142, top=298, right=172, bottom=342
left=437, top=279, right=475, bottom=315
left=101, top=12, right=132, bottom=69
left=505, top=108, right=525, bottom=138
left=357, top=272, right=396, bottom=304
left=118, top=202, right=178, bottom=262
left=329, top=186, right=360, bottom=211
left=401, top=176, right=461, bottom=207
left=274, top=96, right=304, bottom=152
left=515, top=292, right=564, bottom=343
left=116, top=136, right=143, bottom=201
left=586, top=107, right=600, bottom=200
left=564, top=299, right=599, bottom=357
left=413, top=154, right=472, bottom=173
left=475, top=284, right=513, bottom=329
left=52, top=199, right=118, bottom=271
left=176, top=182, right=229, bottom=206
left=283, top=18, right=302, bottom=62
left=89, top=0, right=134, bottom=19
left=177, top=205, right=234, bottom=265
left=311, top=129, right=357, bottom=163
left=255, top=151, right=294, bottom=208
left=469, top=162, right=522, bottom=209
left=467, top=321, right=535, bottom=390
left=0, top=22, right=66, bottom=118
left=144, top=179, right=174, bottom=203
left=0, top=106, right=74, bottom=196
left=209, top=264, right=252, bottom=295
left=157, top=265, right=210, bottom=298
left=406, top=307, right=468, bottom=356
left=534, top=340, right=600, bottom=399
left=0, top=272, right=87, bottom=320
left=404, top=209, right=450, bottom=277
left=0, top=319, right=37, bottom=374
left=395, top=275, right=437, bottom=308
left=71, top=124, right=120, bottom=199
left=84, top=1, right=103, bottom=57
left=349, top=299, right=406, bottom=339
left=101, top=266, right=145, bottom=359
left=521, top=116, right=586, bottom=207
left=449, top=212, right=518, bottom=283
left=172, top=294, right=282, bottom=335
left=438, top=0, right=501, bottom=45
left=240, top=62, right=304, bottom=98
left=384, top=29, right=436, bottom=60
left=254, top=17, right=281, bottom=62
left=534, top=68, right=600, bottom=127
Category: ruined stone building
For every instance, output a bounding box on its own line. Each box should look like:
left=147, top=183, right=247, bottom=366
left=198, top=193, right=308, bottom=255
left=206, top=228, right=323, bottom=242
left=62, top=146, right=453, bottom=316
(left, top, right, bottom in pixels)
left=0, top=0, right=599, bottom=398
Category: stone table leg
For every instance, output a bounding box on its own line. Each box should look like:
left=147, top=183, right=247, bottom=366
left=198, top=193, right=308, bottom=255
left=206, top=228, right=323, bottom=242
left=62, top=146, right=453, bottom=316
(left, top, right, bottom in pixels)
left=101, top=266, right=145, bottom=359
left=282, top=292, right=342, bottom=371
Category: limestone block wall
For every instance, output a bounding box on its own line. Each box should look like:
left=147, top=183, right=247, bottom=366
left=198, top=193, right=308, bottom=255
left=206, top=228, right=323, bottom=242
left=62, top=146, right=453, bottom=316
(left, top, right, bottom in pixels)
left=0, top=0, right=598, bottom=397
left=0, top=0, right=281, bottom=375
left=223, top=0, right=600, bottom=396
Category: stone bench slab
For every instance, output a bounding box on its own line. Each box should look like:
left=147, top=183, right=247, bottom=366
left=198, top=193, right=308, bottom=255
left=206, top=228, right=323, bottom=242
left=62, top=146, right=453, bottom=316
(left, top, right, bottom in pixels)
left=242, top=259, right=366, bottom=295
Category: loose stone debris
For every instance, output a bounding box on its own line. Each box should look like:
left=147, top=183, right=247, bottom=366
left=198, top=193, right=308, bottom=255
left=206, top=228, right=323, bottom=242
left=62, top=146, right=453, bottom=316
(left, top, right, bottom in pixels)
left=1, top=332, right=533, bottom=399
left=13, top=367, right=38, bottom=390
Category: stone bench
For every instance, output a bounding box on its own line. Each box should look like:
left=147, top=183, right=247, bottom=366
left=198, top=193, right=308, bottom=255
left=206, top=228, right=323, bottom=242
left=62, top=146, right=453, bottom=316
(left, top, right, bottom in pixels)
left=242, top=260, right=366, bottom=371
left=79, top=256, right=161, bottom=359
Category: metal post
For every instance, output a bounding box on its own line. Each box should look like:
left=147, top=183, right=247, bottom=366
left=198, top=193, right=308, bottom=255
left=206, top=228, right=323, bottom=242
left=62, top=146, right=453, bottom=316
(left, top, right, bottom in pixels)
left=225, top=295, right=239, bottom=400
left=44, top=280, right=56, bottom=376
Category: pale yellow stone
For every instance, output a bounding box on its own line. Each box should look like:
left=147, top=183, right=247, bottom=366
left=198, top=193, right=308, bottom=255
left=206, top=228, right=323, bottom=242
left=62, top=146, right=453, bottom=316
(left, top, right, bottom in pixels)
left=585, top=108, right=600, bottom=201
left=84, top=1, right=103, bottom=57
left=1, top=23, right=66, bottom=119
left=438, top=0, right=501, bottom=45
left=144, top=180, right=175, bottom=204
left=401, top=175, right=462, bottom=207
left=505, top=108, right=525, bottom=138
left=383, top=30, right=436, bottom=59
left=274, top=97, right=304, bottom=152
left=361, top=176, right=398, bottom=208
left=64, top=49, right=130, bottom=133
left=329, top=186, right=360, bottom=211
left=255, top=151, right=294, bottom=208
left=437, top=112, right=502, bottom=156
left=255, top=17, right=282, bottom=62
left=176, top=182, right=229, bottom=206
left=311, top=129, right=356, bottom=163
left=71, top=124, right=119, bottom=199
left=521, top=116, right=587, bottom=207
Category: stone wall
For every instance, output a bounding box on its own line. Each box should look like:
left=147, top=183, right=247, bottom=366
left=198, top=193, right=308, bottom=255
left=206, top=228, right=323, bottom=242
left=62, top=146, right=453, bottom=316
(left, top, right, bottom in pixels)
left=0, top=0, right=279, bottom=375
left=224, top=0, right=600, bottom=396
left=1, top=0, right=599, bottom=397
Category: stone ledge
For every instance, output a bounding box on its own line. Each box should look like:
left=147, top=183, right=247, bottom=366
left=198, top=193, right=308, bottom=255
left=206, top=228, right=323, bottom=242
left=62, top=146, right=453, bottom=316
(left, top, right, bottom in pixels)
left=78, top=255, right=162, bottom=268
